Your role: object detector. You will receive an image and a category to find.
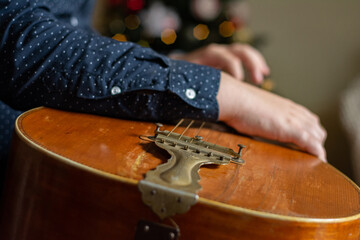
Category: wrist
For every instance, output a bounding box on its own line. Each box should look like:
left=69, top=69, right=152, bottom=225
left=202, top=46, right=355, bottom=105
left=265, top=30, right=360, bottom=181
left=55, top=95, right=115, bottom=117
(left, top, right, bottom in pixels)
left=217, top=72, right=242, bottom=122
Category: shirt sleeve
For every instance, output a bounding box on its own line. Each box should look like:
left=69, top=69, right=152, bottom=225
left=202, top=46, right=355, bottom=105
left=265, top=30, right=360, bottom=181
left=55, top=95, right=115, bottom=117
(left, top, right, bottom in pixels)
left=0, top=0, right=220, bottom=122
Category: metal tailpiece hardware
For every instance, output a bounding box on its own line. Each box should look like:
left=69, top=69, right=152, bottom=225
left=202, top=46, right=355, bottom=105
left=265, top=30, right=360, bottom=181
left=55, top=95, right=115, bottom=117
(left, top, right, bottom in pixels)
left=139, top=121, right=245, bottom=219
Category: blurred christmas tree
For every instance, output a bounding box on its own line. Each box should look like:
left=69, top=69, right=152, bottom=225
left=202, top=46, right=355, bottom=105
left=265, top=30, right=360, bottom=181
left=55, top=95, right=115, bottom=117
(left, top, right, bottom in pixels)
left=103, top=0, right=266, bottom=54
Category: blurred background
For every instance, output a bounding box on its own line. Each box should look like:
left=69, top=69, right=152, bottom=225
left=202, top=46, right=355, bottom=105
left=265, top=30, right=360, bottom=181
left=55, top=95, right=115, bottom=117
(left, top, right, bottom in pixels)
left=248, top=0, right=360, bottom=184
left=92, top=0, right=360, bottom=183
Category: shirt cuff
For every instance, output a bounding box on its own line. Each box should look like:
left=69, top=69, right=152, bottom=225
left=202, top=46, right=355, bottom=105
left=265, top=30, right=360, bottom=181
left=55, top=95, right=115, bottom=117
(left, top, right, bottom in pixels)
left=166, top=59, right=221, bottom=121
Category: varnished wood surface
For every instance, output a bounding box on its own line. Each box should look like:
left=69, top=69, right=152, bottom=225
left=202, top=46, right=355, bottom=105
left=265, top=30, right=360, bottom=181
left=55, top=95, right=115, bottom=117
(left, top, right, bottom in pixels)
left=16, top=107, right=360, bottom=219
left=1, top=107, right=360, bottom=239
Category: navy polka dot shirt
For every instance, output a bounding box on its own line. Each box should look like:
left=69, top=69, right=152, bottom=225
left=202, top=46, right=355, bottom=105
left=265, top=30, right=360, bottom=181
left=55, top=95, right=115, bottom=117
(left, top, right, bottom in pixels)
left=0, top=0, right=220, bottom=164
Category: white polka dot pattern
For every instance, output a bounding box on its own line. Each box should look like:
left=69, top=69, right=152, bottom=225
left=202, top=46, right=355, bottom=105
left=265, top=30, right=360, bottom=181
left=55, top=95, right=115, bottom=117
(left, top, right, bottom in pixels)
left=0, top=0, right=221, bottom=163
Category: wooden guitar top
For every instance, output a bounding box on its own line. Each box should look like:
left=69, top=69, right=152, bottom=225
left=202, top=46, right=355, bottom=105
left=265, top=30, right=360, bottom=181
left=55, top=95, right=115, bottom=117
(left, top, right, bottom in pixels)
left=15, top=107, right=360, bottom=222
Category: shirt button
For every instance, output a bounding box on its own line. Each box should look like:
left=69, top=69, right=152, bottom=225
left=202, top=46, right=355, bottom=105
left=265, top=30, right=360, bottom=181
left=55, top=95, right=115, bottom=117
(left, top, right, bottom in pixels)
left=70, top=16, right=79, bottom=27
left=185, top=88, right=196, bottom=100
left=111, top=86, right=122, bottom=95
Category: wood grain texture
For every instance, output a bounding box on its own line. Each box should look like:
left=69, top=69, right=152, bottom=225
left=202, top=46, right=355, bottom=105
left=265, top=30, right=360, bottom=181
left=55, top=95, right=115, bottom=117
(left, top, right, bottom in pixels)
left=1, top=107, right=359, bottom=240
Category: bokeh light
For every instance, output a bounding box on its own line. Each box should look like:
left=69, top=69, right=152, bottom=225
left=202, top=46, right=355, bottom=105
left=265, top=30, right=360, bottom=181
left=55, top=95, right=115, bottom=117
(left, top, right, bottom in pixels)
left=109, top=19, right=125, bottom=34
left=261, top=78, right=275, bottom=91
left=161, top=29, right=177, bottom=45
left=193, top=24, right=210, bottom=40
left=112, top=33, right=127, bottom=42
left=124, top=14, right=140, bottom=30
left=219, top=21, right=235, bottom=38
left=137, top=40, right=150, bottom=47
left=233, top=27, right=253, bottom=43
left=126, top=0, right=143, bottom=11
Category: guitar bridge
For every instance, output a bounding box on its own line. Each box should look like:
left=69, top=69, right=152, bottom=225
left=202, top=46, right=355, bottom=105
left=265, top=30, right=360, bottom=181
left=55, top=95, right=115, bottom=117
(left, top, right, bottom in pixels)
left=138, top=120, right=245, bottom=219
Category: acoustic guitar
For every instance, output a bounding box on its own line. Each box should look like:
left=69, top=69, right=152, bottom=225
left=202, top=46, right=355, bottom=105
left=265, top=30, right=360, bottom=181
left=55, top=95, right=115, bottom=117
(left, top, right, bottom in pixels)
left=0, top=107, right=359, bottom=239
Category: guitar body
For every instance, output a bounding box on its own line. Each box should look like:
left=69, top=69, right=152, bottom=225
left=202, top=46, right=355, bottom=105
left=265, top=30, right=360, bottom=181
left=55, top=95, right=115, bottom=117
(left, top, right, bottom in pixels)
left=0, top=107, right=359, bottom=239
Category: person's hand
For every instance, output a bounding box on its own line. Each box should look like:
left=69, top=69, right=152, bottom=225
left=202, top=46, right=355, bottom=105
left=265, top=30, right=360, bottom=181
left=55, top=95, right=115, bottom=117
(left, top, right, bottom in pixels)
left=217, top=72, right=327, bottom=161
left=169, top=43, right=270, bottom=85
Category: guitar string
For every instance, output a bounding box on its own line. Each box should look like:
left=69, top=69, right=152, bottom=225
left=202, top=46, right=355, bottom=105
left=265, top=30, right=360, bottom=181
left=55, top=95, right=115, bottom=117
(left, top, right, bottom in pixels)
left=167, top=119, right=212, bottom=146
left=179, top=119, right=194, bottom=140
left=166, top=119, right=225, bottom=156
left=194, top=121, right=205, bottom=138
left=167, top=118, right=184, bottom=137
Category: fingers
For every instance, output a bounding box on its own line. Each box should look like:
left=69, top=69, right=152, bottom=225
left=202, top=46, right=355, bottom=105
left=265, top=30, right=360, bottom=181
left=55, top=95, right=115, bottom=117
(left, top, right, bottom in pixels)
left=175, top=43, right=270, bottom=84
left=223, top=58, right=244, bottom=81
left=288, top=107, right=327, bottom=144
left=291, top=129, right=327, bottom=162
left=298, top=121, right=327, bottom=162
left=281, top=105, right=327, bottom=161
left=230, top=43, right=270, bottom=84
left=210, top=43, right=270, bottom=84
left=205, top=45, right=245, bottom=81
